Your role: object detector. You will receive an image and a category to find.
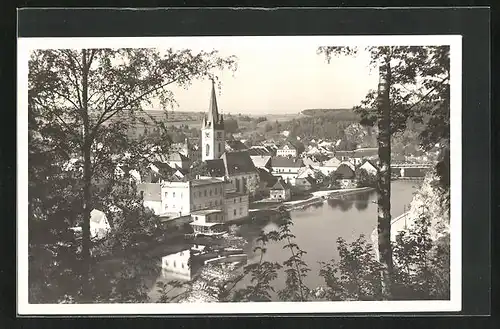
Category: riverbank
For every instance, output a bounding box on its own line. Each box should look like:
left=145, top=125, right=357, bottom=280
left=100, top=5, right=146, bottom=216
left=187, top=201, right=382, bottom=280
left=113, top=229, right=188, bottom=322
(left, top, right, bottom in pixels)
left=151, top=181, right=416, bottom=302
left=370, top=211, right=412, bottom=260
left=249, top=187, right=375, bottom=213
left=283, top=187, right=375, bottom=210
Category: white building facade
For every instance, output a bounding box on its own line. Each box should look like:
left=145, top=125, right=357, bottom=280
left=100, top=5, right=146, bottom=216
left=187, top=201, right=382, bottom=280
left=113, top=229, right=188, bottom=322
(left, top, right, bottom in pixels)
left=139, top=177, right=226, bottom=217
left=276, top=142, right=298, bottom=157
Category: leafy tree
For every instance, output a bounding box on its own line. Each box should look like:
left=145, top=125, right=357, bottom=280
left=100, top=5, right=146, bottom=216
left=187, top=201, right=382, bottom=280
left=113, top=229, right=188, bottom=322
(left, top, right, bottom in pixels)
left=356, top=168, right=377, bottom=188
left=319, top=235, right=383, bottom=301
left=336, top=139, right=358, bottom=151
left=264, top=122, right=273, bottom=132
left=224, top=118, right=239, bottom=133
left=273, top=209, right=311, bottom=301
left=318, top=45, right=450, bottom=298
left=29, top=47, right=236, bottom=300
left=391, top=208, right=450, bottom=300
left=222, top=234, right=282, bottom=302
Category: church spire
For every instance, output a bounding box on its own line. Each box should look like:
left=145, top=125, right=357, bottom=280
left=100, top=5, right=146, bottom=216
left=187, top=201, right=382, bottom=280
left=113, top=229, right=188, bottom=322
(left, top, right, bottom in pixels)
left=207, top=79, right=220, bottom=124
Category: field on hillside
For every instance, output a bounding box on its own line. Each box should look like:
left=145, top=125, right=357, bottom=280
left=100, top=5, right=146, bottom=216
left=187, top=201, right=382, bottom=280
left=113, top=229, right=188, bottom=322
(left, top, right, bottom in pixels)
left=265, top=113, right=301, bottom=122
left=166, top=120, right=202, bottom=128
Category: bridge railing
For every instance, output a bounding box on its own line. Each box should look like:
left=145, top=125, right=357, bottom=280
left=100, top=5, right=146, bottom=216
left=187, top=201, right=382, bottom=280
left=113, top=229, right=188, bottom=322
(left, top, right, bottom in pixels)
left=390, top=162, right=435, bottom=168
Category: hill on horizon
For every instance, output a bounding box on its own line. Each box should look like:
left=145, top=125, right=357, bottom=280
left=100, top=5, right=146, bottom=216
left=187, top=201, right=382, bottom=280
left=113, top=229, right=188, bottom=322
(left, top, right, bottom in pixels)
left=301, top=108, right=354, bottom=116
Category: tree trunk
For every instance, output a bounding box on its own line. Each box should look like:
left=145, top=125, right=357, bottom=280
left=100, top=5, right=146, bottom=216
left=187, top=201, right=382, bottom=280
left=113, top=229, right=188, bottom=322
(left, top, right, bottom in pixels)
left=376, top=55, right=393, bottom=299
left=81, top=49, right=92, bottom=301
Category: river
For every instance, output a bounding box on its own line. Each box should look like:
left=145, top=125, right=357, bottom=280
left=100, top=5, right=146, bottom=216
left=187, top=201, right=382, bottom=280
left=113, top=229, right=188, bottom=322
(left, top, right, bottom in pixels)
left=151, top=180, right=419, bottom=301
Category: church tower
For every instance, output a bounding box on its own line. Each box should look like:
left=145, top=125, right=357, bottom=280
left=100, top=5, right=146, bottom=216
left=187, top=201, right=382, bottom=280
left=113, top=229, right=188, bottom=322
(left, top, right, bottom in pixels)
left=202, top=81, right=225, bottom=161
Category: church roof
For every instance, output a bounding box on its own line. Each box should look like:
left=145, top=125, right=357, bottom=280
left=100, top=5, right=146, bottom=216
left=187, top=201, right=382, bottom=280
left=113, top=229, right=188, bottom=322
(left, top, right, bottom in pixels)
left=256, top=167, right=277, bottom=187
left=221, top=151, right=257, bottom=175
left=202, top=159, right=226, bottom=177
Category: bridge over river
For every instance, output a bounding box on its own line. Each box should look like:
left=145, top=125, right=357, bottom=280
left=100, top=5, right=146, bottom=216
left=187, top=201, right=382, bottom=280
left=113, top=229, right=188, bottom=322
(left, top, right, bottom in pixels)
left=390, top=162, right=435, bottom=179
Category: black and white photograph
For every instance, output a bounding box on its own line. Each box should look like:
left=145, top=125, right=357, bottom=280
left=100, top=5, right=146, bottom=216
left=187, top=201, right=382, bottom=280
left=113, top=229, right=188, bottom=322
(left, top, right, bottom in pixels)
left=18, top=34, right=462, bottom=315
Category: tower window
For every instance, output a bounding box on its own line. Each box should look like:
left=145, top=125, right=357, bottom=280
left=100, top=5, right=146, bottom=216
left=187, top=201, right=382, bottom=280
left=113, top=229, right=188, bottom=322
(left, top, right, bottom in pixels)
left=218, top=142, right=222, bottom=153
left=206, top=144, right=210, bottom=156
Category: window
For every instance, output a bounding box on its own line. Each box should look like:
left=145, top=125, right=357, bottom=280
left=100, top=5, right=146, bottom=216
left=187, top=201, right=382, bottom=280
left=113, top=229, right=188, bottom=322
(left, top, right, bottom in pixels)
left=173, top=261, right=176, bottom=268
left=173, top=192, right=176, bottom=198
left=209, top=201, right=212, bottom=207
left=240, top=208, right=242, bottom=215
left=181, top=192, right=183, bottom=198
left=164, top=192, right=168, bottom=198
left=204, top=190, right=207, bottom=197
left=173, top=204, right=176, bottom=209
left=182, top=263, right=185, bottom=269
left=234, top=199, right=236, bottom=204
left=165, top=204, right=168, bottom=210
left=239, top=197, right=242, bottom=202
left=140, top=191, right=144, bottom=198
left=206, top=144, right=210, bottom=156
left=234, top=209, right=237, bottom=216
left=217, top=131, right=222, bottom=139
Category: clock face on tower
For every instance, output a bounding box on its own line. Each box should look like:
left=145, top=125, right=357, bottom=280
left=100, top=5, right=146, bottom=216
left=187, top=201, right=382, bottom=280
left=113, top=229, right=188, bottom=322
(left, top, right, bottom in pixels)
left=205, top=131, right=210, bottom=138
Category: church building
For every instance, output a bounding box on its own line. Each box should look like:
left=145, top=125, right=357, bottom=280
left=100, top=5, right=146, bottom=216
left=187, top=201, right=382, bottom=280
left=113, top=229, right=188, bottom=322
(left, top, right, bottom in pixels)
left=199, top=81, right=258, bottom=221
left=202, top=81, right=225, bottom=161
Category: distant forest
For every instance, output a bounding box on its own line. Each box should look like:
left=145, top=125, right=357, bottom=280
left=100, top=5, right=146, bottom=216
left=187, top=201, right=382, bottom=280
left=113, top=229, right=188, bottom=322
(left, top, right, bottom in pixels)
left=133, top=108, right=427, bottom=156
left=301, top=108, right=358, bottom=118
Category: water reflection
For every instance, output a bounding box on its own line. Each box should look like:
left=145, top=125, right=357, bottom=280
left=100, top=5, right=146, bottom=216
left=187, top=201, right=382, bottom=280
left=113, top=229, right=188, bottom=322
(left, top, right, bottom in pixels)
left=354, top=200, right=369, bottom=211
left=326, top=190, right=375, bottom=212
left=327, top=198, right=342, bottom=209
left=148, top=181, right=419, bottom=302
left=339, top=200, right=354, bottom=212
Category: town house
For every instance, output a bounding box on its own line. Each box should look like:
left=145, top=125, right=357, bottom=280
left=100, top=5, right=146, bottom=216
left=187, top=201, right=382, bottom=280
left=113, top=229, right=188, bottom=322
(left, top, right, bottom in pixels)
left=276, top=141, right=299, bottom=157
left=271, top=156, right=305, bottom=186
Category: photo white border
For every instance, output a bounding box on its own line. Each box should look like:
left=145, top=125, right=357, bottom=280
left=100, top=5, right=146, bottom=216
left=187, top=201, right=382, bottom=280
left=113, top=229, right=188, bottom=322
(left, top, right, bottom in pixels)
left=17, top=35, right=462, bottom=315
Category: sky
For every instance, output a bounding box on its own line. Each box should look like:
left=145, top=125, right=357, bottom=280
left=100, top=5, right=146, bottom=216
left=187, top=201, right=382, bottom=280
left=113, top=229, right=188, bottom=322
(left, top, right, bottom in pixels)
left=162, top=37, right=379, bottom=115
